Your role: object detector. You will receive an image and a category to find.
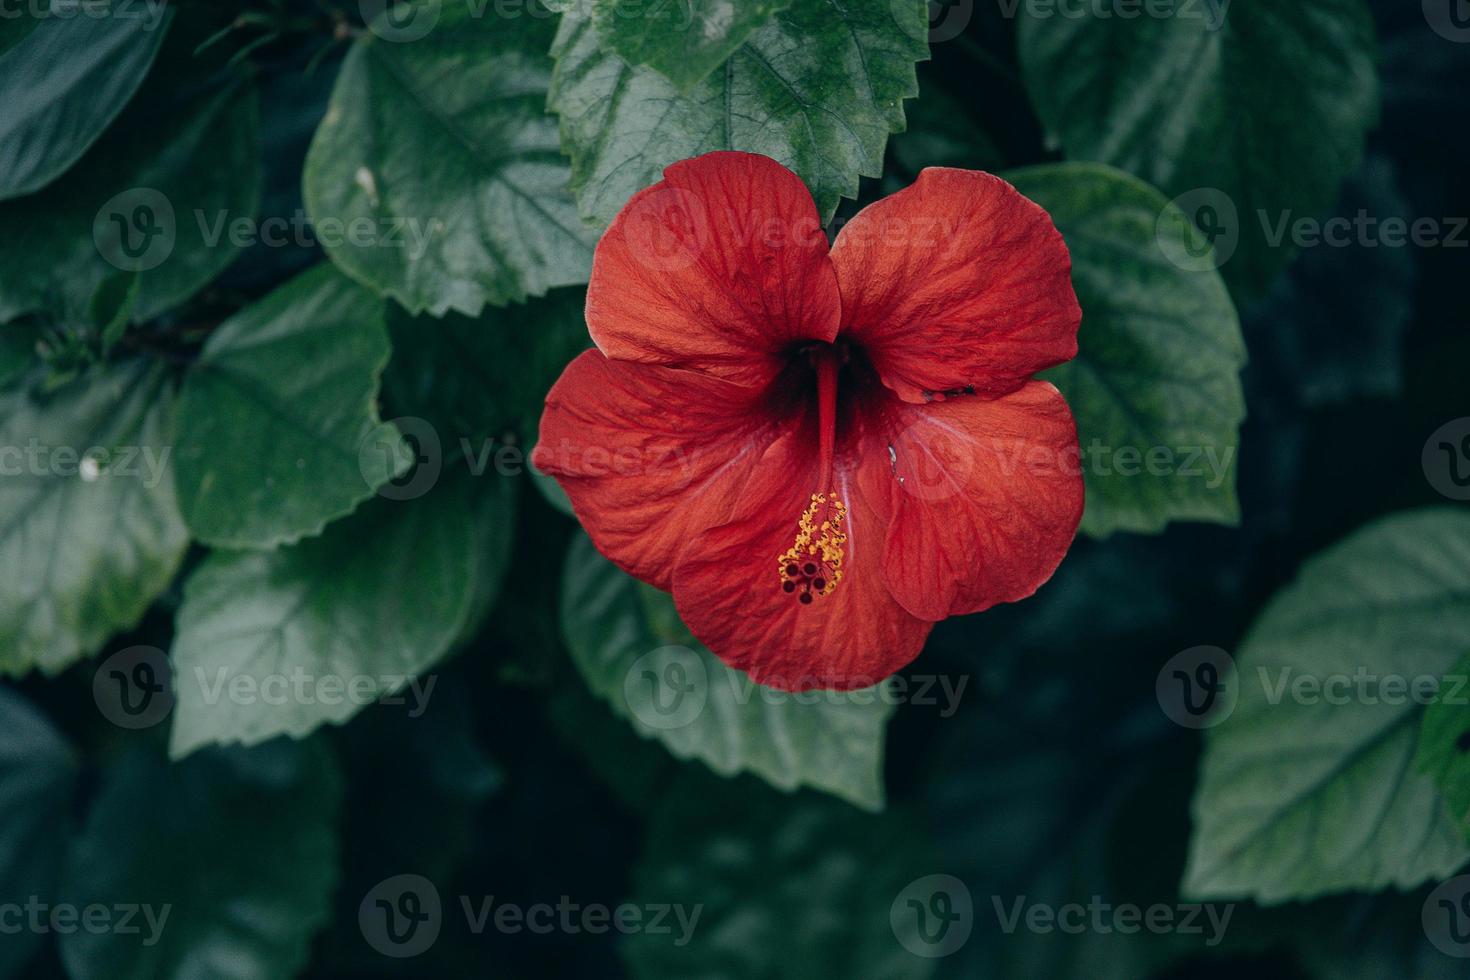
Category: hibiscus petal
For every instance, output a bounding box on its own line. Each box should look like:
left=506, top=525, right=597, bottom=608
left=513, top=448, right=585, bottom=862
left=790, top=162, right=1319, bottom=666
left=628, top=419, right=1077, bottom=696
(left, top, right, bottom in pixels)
left=534, top=350, right=792, bottom=591
left=673, top=421, right=932, bottom=692
left=830, top=168, right=1080, bottom=403
left=587, top=151, right=841, bottom=388
left=861, top=380, right=1084, bottom=622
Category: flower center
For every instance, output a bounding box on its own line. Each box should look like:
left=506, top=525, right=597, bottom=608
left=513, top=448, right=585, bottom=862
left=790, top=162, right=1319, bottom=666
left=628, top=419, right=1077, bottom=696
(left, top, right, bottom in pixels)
left=777, top=492, right=847, bottom=603
left=776, top=345, right=846, bottom=604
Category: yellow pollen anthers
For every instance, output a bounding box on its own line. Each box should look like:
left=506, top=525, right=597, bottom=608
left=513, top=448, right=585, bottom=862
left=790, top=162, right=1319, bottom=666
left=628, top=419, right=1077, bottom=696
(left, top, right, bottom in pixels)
left=776, top=492, right=848, bottom=604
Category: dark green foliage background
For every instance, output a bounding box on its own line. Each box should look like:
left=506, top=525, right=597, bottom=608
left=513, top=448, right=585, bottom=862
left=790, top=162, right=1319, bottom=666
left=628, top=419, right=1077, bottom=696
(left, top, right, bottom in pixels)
left=1, top=1, right=1468, bottom=978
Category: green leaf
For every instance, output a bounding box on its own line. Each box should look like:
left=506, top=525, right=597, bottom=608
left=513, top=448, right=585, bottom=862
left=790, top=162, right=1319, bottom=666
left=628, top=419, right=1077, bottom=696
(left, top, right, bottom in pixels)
left=0, top=5, right=172, bottom=200
left=593, top=0, right=794, bottom=90
left=0, top=360, right=187, bottom=677
left=624, top=772, right=934, bottom=979
left=550, top=0, right=928, bottom=227
left=0, top=688, right=77, bottom=980
left=1184, top=508, right=1470, bottom=904
left=58, top=740, right=341, bottom=980
left=382, top=285, right=589, bottom=453
left=0, top=71, right=260, bottom=324
left=1017, top=0, right=1378, bottom=295
left=168, top=471, right=514, bottom=757
left=1009, top=163, right=1245, bottom=538
left=303, top=5, right=595, bottom=316
left=173, top=265, right=408, bottom=549
left=560, top=533, right=893, bottom=811
left=1416, top=651, right=1470, bottom=842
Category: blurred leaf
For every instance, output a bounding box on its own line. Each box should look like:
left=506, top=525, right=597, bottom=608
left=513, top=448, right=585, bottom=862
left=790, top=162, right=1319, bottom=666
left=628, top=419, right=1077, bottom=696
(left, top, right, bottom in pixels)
left=169, top=470, right=513, bottom=757
left=303, top=4, right=595, bottom=316
left=593, top=0, right=793, bottom=90
left=546, top=681, right=678, bottom=815
left=0, top=16, right=38, bottom=57
left=1372, top=0, right=1470, bottom=217
left=58, top=740, right=342, bottom=980
left=923, top=709, right=1199, bottom=978
left=624, top=772, right=934, bottom=979
left=88, top=272, right=141, bottom=357
left=1294, top=891, right=1469, bottom=979
left=1010, top=163, right=1245, bottom=537
left=0, top=687, right=77, bottom=979
left=218, top=30, right=340, bottom=293
left=320, top=685, right=500, bottom=974
left=1018, top=0, right=1378, bottom=295
left=560, top=533, right=893, bottom=811
left=0, top=324, right=41, bottom=387
left=173, top=264, right=408, bottom=548
left=0, top=360, right=187, bottom=677
left=382, top=285, right=589, bottom=453
left=1242, top=154, right=1415, bottom=408
left=0, top=70, right=260, bottom=324
left=1415, top=651, right=1470, bottom=842
left=887, top=73, right=1005, bottom=178
left=1185, top=508, right=1470, bottom=904
left=0, top=5, right=171, bottom=200
left=549, top=0, right=928, bottom=227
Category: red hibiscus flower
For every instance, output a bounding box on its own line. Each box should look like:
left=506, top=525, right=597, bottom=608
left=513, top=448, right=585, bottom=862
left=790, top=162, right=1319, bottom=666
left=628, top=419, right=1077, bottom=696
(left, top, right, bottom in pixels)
left=535, top=152, right=1084, bottom=691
